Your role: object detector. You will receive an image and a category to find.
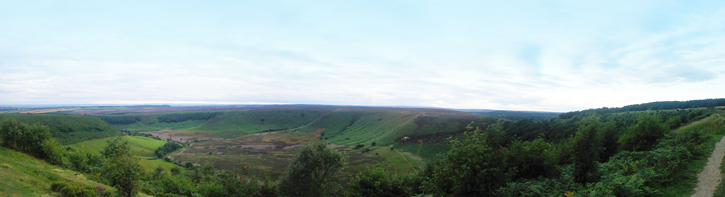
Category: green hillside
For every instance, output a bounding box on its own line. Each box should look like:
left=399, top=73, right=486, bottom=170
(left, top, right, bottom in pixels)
left=197, top=108, right=332, bottom=135
left=0, top=146, right=133, bottom=196
left=98, top=107, right=485, bottom=148
left=0, top=114, right=119, bottom=145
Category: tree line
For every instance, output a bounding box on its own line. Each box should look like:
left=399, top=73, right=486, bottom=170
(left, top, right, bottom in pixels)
left=559, top=98, right=725, bottom=119
left=157, top=112, right=225, bottom=123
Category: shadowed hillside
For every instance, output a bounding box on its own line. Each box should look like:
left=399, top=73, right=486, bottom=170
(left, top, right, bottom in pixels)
left=0, top=114, right=119, bottom=145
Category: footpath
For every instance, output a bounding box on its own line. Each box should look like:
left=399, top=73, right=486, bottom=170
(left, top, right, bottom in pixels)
left=692, top=136, right=725, bottom=197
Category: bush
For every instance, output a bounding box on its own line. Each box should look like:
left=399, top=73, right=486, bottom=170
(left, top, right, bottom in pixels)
left=51, top=180, right=101, bottom=197
left=41, top=138, right=66, bottom=166
left=494, top=168, right=576, bottom=197
left=348, top=168, right=416, bottom=197
left=506, top=138, right=561, bottom=180
left=67, top=148, right=103, bottom=173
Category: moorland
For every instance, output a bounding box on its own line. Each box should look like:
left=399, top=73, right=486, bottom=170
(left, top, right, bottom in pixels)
left=2, top=99, right=725, bottom=196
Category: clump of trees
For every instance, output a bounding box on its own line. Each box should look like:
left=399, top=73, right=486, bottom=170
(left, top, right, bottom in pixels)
left=154, top=141, right=183, bottom=158
left=0, top=118, right=65, bottom=165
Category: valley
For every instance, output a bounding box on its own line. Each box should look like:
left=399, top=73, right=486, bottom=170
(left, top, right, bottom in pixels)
left=3, top=99, right=725, bottom=196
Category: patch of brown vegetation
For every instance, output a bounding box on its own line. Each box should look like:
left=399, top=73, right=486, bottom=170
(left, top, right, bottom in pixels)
left=19, top=108, right=74, bottom=114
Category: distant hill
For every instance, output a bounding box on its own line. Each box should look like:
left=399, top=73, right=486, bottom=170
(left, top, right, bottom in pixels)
left=559, top=98, right=725, bottom=119
left=93, top=107, right=491, bottom=147
left=458, top=110, right=561, bottom=121
left=0, top=114, right=119, bottom=145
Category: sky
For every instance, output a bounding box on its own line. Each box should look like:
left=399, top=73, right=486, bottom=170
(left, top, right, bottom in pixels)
left=1, top=0, right=725, bottom=112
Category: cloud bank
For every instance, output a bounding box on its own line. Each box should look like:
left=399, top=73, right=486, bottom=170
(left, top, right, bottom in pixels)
left=1, top=1, right=724, bottom=112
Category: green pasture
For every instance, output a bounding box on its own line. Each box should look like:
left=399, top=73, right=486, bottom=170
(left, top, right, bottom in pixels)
left=66, top=136, right=168, bottom=158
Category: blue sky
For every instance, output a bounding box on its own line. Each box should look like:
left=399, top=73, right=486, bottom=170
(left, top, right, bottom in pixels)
left=1, top=0, right=725, bottom=112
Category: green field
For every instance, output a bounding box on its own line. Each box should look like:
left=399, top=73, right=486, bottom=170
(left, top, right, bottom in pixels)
left=66, top=135, right=167, bottom=158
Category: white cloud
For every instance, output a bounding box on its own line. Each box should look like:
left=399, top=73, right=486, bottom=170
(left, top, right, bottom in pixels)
left=1, top=1, right=725, bottom=111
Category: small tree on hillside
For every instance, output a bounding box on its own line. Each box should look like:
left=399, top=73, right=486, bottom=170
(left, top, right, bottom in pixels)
left=101, top=137, right=143, bottom=197
left=277, top=142, right=346, bottom=197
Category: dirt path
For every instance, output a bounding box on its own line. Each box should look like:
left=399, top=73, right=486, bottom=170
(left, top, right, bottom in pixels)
left=692, top=136, right=725, bottom=197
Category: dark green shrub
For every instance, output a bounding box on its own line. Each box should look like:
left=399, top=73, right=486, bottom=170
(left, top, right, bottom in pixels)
left=67, top=148, right=102, bottom=173
left=348, top=168, right=414, bottom=197
left=506, top=138, right=560, bottom=180
left=41, top=138, right=66, bottom=166
left=494, top=167, right=576, bottom=197
left=51, top=181, right=99, bottom=197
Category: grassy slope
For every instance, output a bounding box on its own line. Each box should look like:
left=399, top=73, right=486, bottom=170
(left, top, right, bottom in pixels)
left=106, top=107, right=483, bottom=148
left=0, top=113, right=119, bottom=145
left=67, top=135, right=180, bottom=171
left=0, top=146, right=154, bottom=196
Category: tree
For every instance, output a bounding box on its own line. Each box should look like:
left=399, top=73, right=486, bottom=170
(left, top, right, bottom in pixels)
left=572, top=116, right=604, bottom=183
left=420, top=121, right=509, bottom=196
left=101, top=137, right=143, bottom=197
left=278, top=142, right=346, bottom=197
left=619, top=113, right=666, bottom=152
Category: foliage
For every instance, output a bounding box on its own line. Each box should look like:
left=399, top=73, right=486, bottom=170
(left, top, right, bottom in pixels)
left=347, top=168, right=418, bottom=197
left=51, top=180, right=102, bottom=197
left=494, top=166, right=576, bottom=197
left=155, top=142, right=183, bottom=158
left=420, top=121, right=509, bottom=196
left=66, top=148, right=103, bottom=173
left=277, top=142, right=347, bottom=197
left=101, top=137, right=143, bottom=197
left=572, top=116, right=604, bottom=183
left=157, top=112, right=225, bottom=123
left=96, top=115, right=142, bottom=125
left=41, top=138, right=66, bottom=165
left=475, top=110, right=561, bottom=121
left=506, top=138, right=560, bottom=180
left=0, top=118, right=65, bottom=165
left=0, top=113, right=118, bottom=145
left=559, top=98, right=725, bottom=119
left=619, top=114, right=667, bottom=151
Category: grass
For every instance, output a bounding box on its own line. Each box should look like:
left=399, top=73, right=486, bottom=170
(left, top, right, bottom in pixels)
left=65, top=135, right=181, bottom=173
left=0, top=146, right=115, bottom=196
left=66, top=135, right=167, bottom=158
left=714, top=149, right=725, bottom=197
